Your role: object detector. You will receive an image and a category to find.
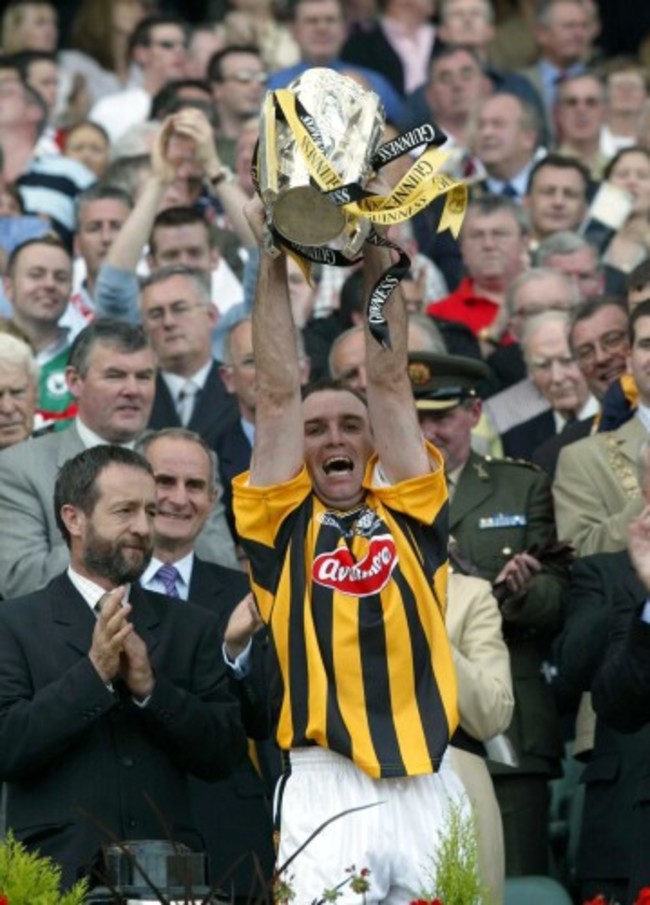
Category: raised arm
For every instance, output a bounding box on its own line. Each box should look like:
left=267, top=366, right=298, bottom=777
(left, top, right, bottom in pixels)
left=246, top=199, right=304, bottom=487
left=363, top=242, right=432, bottom=482
left=103, top=116, right=178, bottom=274
left=173, top=108, right=256, bottom=248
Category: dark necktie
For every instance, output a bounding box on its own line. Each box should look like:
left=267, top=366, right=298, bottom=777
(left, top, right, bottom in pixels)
left=501, top=183, right=518, bottom=199
left=177, top=380, right=198, bottom=427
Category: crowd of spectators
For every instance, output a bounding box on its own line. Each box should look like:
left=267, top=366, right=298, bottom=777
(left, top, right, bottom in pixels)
left=1, top=0, right=650, bottom=901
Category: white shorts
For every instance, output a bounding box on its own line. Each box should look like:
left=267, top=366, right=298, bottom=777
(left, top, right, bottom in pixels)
left=274, top=747, right=468, bottom=905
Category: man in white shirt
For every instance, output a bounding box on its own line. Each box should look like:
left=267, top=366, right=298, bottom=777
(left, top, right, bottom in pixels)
left=140, top=265, right=238, bottom=447
left=90, top=14, right=189, bottom=143
left=475, top=92, right=543, bottom=202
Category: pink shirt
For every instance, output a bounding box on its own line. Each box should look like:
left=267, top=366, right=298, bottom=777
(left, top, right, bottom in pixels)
left=381, top=16, right=436, bottom=94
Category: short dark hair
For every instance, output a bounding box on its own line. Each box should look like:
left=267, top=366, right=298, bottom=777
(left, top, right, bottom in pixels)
left=464, top=193, right=530, bottom=234
left=9, top=49, right=57, bottom=81
left=128, top=14, right=189, bottom=60
left=568, top=295, right=628, bottom=350
left=54, top=445, right=153, bottom=547
left=301, top=376, right=368, bottom=407
left=603, top=145, right=650, bottom=183
left=149, top=206, right=212, bottom=255
left=429, top=44, right=484, bottom=79
left=630, top=298, right=650, bottom=344
left=6, top=233, right=69, bottom=278
left=527, top=153, right=590, bottom=197
left=290, top=0, right=345, bottom=22
left=68, top=320, right=150, bottom=376
left=207, top=45, right=261, bottom=83
left=149, top=78, right=213, bottom=120
left=627, top=258, right=650, bottom=294
left=64, top=118, right=110, bottom=151
left=0, top=54, right=20, bottom=77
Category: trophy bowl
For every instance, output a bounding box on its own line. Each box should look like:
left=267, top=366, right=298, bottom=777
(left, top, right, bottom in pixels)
left=257, top=67, right=386, bottom=254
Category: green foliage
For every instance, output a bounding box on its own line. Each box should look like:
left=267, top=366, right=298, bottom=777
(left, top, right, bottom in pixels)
left=420, top=801, right=491, bottom=905
left=0, top=832, right=87, bottom=905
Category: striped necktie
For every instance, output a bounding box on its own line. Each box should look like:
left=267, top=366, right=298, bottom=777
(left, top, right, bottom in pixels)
left=155, top=563, right=181, bottom=598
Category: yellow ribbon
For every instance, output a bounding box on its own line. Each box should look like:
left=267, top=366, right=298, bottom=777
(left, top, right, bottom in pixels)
left=272, top=89, right=467, bottom=238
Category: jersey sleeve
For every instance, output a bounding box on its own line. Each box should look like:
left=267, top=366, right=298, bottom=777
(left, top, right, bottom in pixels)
left=365, top=441, right=447, bottom=525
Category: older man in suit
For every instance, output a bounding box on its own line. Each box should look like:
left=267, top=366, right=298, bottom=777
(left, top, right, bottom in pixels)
left=0, top=444, right=247, bottom=890
left=410, top=350, right=567, bottom=877
left=519, top=0, right=592, bottom=133
left=136, top=427, right=276, bottom=900
left=553, top=299, right=650, bottom=556
left=139, top=265, right=238, bottom=445
left=0, top=319, right=238, bottom=601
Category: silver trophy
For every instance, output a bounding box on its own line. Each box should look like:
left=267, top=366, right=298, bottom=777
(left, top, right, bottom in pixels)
left=257, top=67, right=386, bottom=259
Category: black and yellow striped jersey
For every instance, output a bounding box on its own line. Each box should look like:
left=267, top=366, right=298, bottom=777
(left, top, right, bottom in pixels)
left=233, top=447, right=458, bottom=779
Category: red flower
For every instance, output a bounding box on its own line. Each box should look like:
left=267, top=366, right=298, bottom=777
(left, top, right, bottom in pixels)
left=0, top=894, right=9, bottom=905
left=409, top=900, right=443, bottom=905
left=635, top=888, right=650, bottom=905
left=582, top=898, right=608, bottom=905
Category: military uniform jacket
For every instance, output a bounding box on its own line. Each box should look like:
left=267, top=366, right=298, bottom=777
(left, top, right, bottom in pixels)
left=553, top=416, right=645, bottom=556
left=450, top=451, right=566, bottom=775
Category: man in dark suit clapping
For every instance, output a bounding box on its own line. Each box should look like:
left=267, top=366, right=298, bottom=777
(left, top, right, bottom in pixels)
left=0, top=444, right=247, bottom=890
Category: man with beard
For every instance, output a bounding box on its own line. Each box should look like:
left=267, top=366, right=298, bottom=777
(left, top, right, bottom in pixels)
left=0, top=444, right=247, bottom=891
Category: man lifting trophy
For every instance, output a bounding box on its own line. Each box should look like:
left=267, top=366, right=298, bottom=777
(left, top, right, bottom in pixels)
left=232, top=66, right=476, bottom=903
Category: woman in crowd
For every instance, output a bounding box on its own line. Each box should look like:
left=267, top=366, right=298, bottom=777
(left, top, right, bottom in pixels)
left=604, top=146, right=650, bottom=271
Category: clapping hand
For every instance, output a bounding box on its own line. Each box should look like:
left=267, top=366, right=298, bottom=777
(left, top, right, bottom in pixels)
left=89, top=586, right=133, bottom=684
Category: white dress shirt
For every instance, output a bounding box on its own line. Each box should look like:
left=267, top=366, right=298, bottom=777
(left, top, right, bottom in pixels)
left=140, top=552, right=194, bottom=600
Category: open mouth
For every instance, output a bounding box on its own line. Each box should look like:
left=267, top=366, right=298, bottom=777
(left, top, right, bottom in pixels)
left=323, top=456, right=354, bottom=475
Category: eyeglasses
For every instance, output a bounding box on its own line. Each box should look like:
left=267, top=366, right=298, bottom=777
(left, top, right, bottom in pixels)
left=558, top=96, right=603, bottom=108
left=221, top=70, right=268, bottom=85
left=574, top=330, right=628, bottom=365
left=149, top=39, right=188, bottom=51
left=144, top=301, right=208, bottom=324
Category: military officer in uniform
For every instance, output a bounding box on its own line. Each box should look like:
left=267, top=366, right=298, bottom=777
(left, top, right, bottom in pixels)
left=409, top=351, right=567, bottom=877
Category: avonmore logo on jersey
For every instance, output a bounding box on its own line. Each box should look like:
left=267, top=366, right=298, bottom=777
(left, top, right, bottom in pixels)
left=312, top=536, right=398, bottom=597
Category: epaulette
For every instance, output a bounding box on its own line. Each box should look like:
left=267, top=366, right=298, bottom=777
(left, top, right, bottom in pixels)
left=482, top=455, right=545, bottom=473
